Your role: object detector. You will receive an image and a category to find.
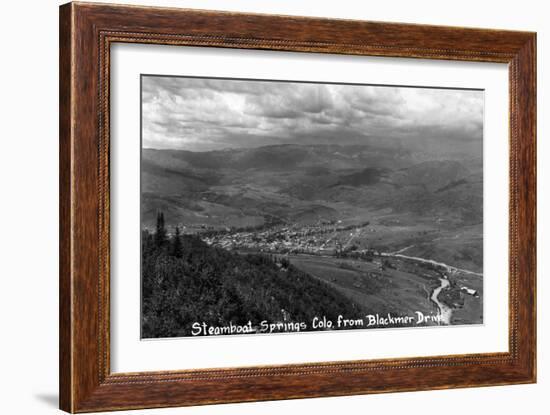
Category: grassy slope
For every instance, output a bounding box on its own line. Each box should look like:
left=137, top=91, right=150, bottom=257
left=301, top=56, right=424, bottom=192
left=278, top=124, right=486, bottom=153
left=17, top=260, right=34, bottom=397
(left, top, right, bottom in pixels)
left=288, top=255, right=441, bottom=319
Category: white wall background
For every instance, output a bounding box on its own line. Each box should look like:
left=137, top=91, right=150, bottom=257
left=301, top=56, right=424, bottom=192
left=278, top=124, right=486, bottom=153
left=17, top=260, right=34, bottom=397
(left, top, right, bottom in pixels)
left=0, top=0, right=546, bottom=414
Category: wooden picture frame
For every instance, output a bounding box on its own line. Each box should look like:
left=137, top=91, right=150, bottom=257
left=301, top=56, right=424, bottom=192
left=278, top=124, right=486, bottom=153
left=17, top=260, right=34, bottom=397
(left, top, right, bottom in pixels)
left=59, top=2, right=536, bottom=412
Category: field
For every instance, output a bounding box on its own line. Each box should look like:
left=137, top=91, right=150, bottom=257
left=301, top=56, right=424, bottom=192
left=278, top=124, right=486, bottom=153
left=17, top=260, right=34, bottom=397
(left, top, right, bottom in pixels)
left=287, top=253, right=482, bottom=326
left=288, top=255, right=440, bottom=318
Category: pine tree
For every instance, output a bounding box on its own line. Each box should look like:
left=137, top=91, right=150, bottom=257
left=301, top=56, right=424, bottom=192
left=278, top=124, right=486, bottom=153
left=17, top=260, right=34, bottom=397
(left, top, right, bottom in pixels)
left=171, top=226, right=183, bottom=258
left=154, top=211, right=167, bottom=247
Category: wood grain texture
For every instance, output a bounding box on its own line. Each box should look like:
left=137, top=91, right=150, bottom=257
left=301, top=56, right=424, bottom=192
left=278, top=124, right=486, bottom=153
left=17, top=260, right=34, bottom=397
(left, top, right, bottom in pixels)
left=59, top=3, right=73, bottom=412
left=59, top=2, right=536, bottom=413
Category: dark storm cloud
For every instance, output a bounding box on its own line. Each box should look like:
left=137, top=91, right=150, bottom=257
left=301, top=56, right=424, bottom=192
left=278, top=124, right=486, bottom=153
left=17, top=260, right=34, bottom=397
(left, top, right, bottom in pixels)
left=142, top=76, right=483, bottom=152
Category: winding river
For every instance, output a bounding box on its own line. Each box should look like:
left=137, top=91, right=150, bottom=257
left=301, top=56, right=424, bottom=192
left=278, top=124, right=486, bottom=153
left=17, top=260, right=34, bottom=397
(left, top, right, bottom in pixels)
left=380, top=251, right=483, bottom=277
left=380, top=249, right=482, bottom=324
left=431, top=277, right=453, bottom=324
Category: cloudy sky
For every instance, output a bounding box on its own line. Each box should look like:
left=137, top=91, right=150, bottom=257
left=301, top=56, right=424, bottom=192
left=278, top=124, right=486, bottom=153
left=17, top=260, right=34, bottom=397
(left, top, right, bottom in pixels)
left=142, top=76, right=483, bottom=153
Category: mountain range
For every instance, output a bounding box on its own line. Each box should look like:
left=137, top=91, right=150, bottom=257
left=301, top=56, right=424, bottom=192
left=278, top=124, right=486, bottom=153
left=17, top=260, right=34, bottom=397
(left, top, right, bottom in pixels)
left=141, top=143, right=482, bottom=232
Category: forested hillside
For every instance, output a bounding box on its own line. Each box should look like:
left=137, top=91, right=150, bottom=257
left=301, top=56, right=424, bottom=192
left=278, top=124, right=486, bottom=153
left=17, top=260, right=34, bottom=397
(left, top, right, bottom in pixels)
left=141, top=212, right=361, bottom=338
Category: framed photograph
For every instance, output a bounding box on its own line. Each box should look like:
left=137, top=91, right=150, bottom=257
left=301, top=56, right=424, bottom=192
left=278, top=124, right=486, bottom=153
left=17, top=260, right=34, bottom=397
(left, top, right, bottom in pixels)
left=59, top=2, right=536, bottom=412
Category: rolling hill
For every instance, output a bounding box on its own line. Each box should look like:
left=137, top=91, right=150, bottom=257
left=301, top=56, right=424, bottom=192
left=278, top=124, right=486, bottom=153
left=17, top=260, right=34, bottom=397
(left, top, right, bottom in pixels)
left=141, top=144, right=482, bottom=230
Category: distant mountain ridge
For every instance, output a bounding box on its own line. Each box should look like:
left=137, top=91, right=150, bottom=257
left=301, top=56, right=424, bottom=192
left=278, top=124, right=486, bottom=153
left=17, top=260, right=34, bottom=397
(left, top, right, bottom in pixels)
left=141, top=144, right=482, bottom=230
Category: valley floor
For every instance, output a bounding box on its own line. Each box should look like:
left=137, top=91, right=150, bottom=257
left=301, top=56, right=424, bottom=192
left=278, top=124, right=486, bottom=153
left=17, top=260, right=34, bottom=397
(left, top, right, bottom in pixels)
left=248, top=251, right=483, bottom=327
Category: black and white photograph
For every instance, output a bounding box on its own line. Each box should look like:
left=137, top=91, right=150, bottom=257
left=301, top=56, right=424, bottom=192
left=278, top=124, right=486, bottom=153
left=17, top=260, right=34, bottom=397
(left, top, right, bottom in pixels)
left=2, top=0, right=544, bottom=414
left=140, top=75, right=484, bottom=339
